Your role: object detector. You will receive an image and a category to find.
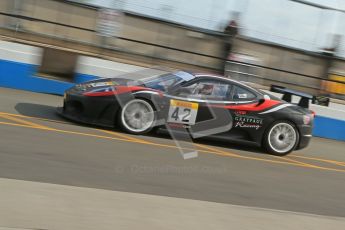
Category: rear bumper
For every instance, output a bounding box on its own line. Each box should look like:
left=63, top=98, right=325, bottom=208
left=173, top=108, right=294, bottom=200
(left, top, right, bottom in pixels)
left=296, top=124, right=313, bottom=150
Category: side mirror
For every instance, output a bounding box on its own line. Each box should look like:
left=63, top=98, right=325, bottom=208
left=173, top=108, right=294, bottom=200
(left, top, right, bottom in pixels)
left=256, top=98, right=265, bottom=106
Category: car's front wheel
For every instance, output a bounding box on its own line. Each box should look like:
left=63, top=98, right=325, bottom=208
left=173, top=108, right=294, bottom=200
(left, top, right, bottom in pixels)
left=118, top=99, right=155, bottom=134
left=263, top=121, right=299, bottom=156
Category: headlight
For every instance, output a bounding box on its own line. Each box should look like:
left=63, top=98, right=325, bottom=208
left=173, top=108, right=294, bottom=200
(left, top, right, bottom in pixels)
left=75, top=84, right=87, bottom=91
left=89, top=82, right=117, bottom=87
left=89, top=86, right=116, bottom=93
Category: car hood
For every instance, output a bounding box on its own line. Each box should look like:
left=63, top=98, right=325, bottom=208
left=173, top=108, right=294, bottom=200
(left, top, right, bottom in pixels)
left=74, top=78, right=144, bottom=91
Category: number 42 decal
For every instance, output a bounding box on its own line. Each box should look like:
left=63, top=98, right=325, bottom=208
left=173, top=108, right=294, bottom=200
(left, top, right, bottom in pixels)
left=167, top=99, right=198, bottom=125
left=171, top=107, right=192, bottom=122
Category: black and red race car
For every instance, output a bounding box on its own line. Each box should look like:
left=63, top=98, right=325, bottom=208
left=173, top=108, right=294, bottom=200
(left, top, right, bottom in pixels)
left=57, top=70, right=314, bottom=156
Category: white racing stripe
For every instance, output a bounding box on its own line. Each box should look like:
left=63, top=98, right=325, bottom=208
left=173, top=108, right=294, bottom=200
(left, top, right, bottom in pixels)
left=133, top=91, right=256, bottom=104
left=0, top=41, right=42, bottom=65
left=132, top=91, right=160, bottom=95
left=310, top=104, right=345, bottom=121
left=259, top=103, right=294, bottom=114
left=165, top=94, right=255, bottom=104
left=76, top=56, right=145, bottom=78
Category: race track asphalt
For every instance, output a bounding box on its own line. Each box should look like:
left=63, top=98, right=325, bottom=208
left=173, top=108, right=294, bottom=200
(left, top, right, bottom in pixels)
left=0, top=87, right=345, bottom=218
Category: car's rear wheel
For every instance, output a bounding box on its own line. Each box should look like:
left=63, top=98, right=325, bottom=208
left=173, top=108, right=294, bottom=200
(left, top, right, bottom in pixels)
left=118, top=99, right=155, bottom=134
left=263, top=121, right=299, bottom=156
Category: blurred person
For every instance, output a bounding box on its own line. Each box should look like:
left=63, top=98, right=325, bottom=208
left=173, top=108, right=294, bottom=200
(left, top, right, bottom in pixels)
left=222, top=12, right=240, bottom=75
left=321, top=34, right=342, bottom=57
left=199, top=84, right=213, bottom=95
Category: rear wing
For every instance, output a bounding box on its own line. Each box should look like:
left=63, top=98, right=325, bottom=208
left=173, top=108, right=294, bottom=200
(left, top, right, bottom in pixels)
left=270, top=85, right=314, bottom=108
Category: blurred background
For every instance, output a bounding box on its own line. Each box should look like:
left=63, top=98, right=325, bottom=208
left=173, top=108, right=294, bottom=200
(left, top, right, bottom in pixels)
left=0, top=0, right=345, bottom=100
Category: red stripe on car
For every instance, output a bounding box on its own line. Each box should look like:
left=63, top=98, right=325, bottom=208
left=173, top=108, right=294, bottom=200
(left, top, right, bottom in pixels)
left=210, top=99, right=281, bottom=111
left=83, top=86, right=156, bottom=97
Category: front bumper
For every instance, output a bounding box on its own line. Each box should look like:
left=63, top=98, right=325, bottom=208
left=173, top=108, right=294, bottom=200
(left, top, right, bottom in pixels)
left=57, top=90, right=120, bottom=127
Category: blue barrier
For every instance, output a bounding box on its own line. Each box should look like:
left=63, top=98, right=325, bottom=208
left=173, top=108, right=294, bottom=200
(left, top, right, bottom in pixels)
left=0, top=59, right=36, bottom=81
left=0, top=59, right=93, bottom=95
left=313, top=116, right=345, bottom=141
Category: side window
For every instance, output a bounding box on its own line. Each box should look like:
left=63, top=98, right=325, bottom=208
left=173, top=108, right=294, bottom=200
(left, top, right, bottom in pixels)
left=231, top=85, right=256, bottom=101
left=194, top=83, right=215, bottom=96
left=174, top=82, right=198, bottom=97
left=174, top=81, right=231, bottom=100
left=194, top=82, right=230, bottom=99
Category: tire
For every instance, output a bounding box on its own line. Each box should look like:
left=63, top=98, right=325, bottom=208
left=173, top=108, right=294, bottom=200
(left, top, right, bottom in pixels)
left=263, top=120, right=299, bottom=156
left=118, top=99, right=155, bottom=134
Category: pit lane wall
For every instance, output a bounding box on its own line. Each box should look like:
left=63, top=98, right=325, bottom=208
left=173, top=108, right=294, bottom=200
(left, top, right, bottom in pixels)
left=0, top=40, right=143, bottom=94
left=310, top=104, right=345, bottom=141
left=0, top=41, right=74, bottom=94
left=0, top=41, right=344, bottom=141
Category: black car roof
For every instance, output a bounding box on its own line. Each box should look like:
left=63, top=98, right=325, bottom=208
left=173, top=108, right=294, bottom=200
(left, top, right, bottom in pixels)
left=186, top=71, right=262, bottom=95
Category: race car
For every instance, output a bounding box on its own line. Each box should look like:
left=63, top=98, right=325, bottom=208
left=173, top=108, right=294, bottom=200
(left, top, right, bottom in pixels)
left=57, top=70, right=314, bottom=156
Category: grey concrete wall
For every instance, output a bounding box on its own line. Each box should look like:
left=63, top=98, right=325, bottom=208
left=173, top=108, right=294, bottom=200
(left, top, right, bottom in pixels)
left=1, top=0, right=345, bottom=95
left=230, top=38, right=329, bottom=94
left=0, top=0, right=14, bottom=27
left=331, top=60, right=345, bottom=74
left=0, top=0, right=225, bottom=69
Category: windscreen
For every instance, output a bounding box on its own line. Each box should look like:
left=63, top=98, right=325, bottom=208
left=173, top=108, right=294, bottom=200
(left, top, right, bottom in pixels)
left=142, top=71, right=195, bottom=91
